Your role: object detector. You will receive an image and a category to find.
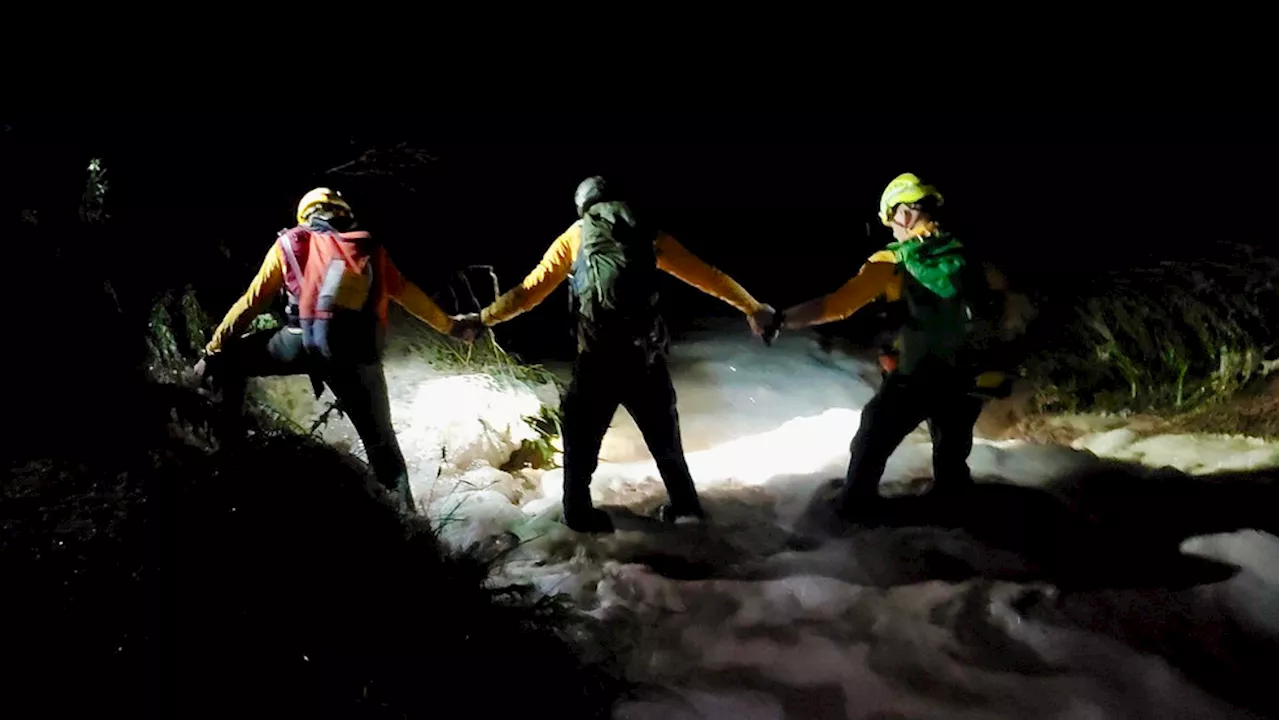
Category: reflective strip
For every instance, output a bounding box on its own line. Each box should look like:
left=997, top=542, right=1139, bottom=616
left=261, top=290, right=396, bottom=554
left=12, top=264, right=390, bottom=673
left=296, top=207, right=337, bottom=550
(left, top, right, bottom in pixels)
left=279, top=231, right=305, bottom=302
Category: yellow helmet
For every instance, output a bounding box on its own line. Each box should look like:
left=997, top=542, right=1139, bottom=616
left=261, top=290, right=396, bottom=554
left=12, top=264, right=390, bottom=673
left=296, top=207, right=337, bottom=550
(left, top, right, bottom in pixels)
left=878, top=173, right=943, bottom=226
left=296, top=187, right=353, bottom=225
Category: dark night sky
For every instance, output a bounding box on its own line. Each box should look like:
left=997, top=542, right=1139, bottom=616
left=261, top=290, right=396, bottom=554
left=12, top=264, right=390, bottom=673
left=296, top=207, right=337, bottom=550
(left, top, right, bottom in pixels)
left=3, top=111, right=1275, bottom=359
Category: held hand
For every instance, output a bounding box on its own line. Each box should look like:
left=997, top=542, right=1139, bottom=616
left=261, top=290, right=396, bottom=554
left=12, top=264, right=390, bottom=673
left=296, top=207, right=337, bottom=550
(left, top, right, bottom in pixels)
left=747, top=305, right=782, bottom=346
left=763, top=310, right=785, bottom=345
left=779, top=299, right=822, bottom=331
left=747, top=305, right=774, bottom=336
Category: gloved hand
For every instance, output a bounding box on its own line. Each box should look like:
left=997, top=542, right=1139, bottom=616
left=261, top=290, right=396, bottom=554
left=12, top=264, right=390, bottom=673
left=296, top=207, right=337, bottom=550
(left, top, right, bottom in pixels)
left=189, top=352, right=219, bottom=388
left=450, top=313, right=486, bottom=343
left=748, top=305, right=783, bottom=346
left=747, top=304, right=775, bottom=336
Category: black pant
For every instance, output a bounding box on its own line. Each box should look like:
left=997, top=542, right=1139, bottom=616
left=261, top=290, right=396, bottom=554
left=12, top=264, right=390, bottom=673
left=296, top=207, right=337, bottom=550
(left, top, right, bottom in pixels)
left=560, top=347, right=701, bottom=515
left=842, top=372, right=985, bottom=510
left=212, top=327, right=410, bottom=503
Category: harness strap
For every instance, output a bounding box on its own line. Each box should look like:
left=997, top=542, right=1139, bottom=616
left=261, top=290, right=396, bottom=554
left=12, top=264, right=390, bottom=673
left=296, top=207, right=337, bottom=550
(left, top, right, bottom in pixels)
left=278, top=229, right=305, bottom=302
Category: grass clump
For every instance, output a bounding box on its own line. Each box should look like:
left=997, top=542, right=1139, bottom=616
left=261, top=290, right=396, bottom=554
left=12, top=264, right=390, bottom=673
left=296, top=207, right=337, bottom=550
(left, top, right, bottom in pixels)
left=1020, top=257, right=1277, bottom=418
left=502, top=403, right=566, bottom=472
left=387, top=305, right=564, bottom=391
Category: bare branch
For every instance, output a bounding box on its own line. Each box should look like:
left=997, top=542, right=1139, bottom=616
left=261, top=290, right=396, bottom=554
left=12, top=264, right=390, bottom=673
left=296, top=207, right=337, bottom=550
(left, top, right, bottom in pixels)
left=466, top=265, right=502, bottom=303
left=323, top=143, right=438, bottom=191
left=447, top=284, right=462, bottom=316
left=456, top=270, right=482, bottom=314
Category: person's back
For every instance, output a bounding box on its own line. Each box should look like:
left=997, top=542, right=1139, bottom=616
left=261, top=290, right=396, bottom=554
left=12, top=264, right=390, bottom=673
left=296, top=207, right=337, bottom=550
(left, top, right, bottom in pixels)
left=569, top=198, right=665, bottom=356
left=277, top=214, right=383, bottom=364
left=473, top=175, right=778, bottom=532
left=195, top=187, right=465, bottom=514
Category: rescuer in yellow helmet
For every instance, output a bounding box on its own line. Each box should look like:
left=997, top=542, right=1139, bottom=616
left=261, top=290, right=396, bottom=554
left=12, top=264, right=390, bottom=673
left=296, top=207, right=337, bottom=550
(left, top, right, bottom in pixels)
left=193, top=187, right=480, bottom=514
left=779, top=173, right=1035, bottom=521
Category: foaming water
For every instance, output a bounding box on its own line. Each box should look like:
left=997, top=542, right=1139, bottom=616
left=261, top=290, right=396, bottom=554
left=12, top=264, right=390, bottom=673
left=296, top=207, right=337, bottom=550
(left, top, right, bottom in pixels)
left=255, top=319, right=1277, bottom=719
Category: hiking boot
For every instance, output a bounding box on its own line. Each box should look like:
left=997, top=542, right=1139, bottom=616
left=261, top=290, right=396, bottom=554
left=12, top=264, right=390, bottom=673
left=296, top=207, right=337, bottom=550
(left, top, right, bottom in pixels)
left=659, top=503, right=706, bottom=526
left=564, top=506, right=615, bottom=534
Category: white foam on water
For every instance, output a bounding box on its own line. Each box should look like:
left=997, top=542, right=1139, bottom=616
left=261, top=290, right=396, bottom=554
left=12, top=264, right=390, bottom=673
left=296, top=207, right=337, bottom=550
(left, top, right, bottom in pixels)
left=258, top=320, right=1278, bottom=719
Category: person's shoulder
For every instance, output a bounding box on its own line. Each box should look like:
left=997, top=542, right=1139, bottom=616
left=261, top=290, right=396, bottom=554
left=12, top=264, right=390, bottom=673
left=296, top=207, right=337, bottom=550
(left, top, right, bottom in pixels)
left=560, top=220, right=583, bottom=242
left=549, top=221, right=582, bottom=254
left=275, top=225, right=310, bottom=251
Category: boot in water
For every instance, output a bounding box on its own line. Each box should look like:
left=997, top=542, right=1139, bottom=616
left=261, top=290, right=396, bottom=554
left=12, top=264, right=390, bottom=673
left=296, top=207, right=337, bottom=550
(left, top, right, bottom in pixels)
left=564, top=505, right=615, bottom=534
left=660, top=502, right=706, bottom=526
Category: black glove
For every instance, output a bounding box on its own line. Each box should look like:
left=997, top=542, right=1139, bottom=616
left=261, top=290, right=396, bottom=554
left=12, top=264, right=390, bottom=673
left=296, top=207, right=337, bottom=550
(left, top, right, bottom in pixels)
left=762, top=310, right=785, bottom=346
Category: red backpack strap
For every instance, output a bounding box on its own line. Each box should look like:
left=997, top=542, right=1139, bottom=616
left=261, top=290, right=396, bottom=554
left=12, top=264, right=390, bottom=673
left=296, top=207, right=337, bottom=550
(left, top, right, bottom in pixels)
left=328, top=233, right=361, bottom=270
left=277, top=227, right=306, bottom=294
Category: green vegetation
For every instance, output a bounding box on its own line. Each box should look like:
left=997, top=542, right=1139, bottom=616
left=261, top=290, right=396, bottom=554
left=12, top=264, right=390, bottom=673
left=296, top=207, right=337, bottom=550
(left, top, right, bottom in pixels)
left=503, top=403, right=566, bottom=472
left=145, top=285, right=211, bottom=382
left=1021, top=258, right=1277, bottom=423
left=79, top=157, right=109, bottom=224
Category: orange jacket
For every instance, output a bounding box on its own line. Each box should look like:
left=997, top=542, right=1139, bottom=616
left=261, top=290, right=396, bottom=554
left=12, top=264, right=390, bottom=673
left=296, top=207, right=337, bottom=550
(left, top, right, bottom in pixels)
left=812, top=248, right=1016, bottom=325
left=810, top=249, right=904, bottom=324
left=481, top=222, right=764, bottom=326
left=810, top=247, right=1020, bottom=392
left=206, top=237, right=453, bottom=355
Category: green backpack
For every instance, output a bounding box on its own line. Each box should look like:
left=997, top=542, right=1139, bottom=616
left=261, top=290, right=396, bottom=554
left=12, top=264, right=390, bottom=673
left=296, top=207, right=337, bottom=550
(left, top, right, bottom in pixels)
left=889, top=232, right=1005, bottom=376
left=567, top=200, right=662, bottom=352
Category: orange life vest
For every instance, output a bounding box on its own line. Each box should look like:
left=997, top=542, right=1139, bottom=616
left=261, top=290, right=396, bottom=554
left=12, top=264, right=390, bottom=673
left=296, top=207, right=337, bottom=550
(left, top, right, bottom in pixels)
left=277, top=225, right=385, bottom=358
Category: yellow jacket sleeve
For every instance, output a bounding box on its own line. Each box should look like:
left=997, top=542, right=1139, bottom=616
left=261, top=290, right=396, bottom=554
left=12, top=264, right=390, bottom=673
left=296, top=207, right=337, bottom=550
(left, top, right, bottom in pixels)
left=206, top=245, right=286, bottom=354
left=383, top=254, right=455, bottom=335
left=815, top=250, right=902, bottom=323
left=481, top=224, right=579, bottom=325
left=654, top=232, right=764, bottom=314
